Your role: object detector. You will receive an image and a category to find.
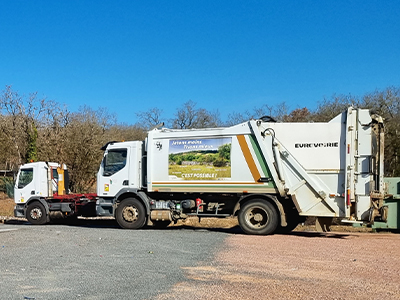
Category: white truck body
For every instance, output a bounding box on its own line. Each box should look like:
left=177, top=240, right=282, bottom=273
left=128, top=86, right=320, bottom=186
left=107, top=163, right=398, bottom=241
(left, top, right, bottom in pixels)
left=95, top=108, right=385, bottom=234
left=15, top=108, right=386, bottom=234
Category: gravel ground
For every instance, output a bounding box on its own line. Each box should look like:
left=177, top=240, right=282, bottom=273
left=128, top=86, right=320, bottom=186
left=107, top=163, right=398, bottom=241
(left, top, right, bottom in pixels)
left=2, top=218, right=399, bottom=300
left=0, top=221, right=227, bottom=300
left=156, top=231, right=400, bottom=300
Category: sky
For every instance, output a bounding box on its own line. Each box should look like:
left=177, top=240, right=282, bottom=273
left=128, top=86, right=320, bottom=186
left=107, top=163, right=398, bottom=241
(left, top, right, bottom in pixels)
left=1, top=0, right=399, bottom=124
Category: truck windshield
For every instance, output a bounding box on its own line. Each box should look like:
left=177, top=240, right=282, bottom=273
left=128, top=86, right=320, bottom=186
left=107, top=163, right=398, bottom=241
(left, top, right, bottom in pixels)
left=103, top=149, right=127, bottom=176
left=17, top=168, right=33, bottom=189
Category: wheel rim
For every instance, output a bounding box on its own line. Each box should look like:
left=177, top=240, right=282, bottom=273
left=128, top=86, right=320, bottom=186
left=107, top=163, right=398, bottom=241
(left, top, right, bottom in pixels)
left=245, top=206, right=268, bottom=229
left=122, top=206, right=139, bottom=223
left=30, top=207, right=43, bottom=220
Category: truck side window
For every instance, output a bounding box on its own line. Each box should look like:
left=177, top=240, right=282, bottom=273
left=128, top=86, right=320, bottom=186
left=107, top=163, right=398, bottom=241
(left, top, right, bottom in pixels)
left=52, top=169, right=59, bottom=180
left=18, top=168, right=34, bottom=189
left=103, top=149, right=127, bottom=176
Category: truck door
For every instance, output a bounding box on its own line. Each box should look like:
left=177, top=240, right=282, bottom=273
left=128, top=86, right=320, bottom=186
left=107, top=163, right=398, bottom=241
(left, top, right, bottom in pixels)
left=98, top=148, right=130, bottom=197
left=14, top=167, right=35, bottom=204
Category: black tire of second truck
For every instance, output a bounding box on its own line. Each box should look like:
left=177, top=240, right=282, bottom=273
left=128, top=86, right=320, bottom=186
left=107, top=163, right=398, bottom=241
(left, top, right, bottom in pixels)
left=26, top=202, right=48, bottom=225
left=238, top=199, right=279, bottom=235
left=116, top=198, right=146, bottom=229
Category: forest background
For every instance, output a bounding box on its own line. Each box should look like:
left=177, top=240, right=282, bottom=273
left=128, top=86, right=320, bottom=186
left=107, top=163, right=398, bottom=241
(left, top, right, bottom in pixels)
left=1, top=85, right=399, bottom=193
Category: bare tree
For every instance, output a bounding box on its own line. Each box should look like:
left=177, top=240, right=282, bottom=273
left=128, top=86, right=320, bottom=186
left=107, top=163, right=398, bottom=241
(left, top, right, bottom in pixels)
left=313, top=94, right=359, bottom=122
left=194, top=108, right=221, bottom=128
left=225, top=111, right=250, bottom=126
left=106, top=124, right=147, bottom=142
left=226, top=102, right=289, bottom=125
left=282, top=107, right=312, bottom=122
left=37, top=103, right=71, bottom=163
left=60, top=106, right=116, bottom=192
left=172, top=100, right=198, bottom=129
left=136, top=107, right=164, bottom=129
left=0, top=86, right=49, bottom=169
left=3, top=84, right=400, bottom=186
left=311, top=87, right=400, bottom=176
left=172, top=100, right=221, bottom=129
left=360, top=87, right=400, bottom=176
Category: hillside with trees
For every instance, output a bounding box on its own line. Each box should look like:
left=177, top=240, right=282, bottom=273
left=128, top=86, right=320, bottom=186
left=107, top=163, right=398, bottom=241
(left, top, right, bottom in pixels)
left=1, top=85, right=399, bottom=192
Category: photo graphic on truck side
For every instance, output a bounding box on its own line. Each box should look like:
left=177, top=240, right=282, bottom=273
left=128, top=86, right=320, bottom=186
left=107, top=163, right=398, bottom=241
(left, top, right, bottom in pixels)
left=168, top=138, right=232, bottom=181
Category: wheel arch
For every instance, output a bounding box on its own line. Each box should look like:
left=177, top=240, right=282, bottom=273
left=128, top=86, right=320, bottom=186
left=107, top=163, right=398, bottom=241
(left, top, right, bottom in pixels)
left=233, top=194, right=287, bottom=227
left=25, top=197, right=51, bottom=223
left=26, top=197, right=50, bottom=215
left=114, top=189, right=150, bottom=216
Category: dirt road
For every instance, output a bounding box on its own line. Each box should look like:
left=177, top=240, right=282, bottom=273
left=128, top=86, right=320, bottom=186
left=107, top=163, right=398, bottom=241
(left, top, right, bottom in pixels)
left=157, top=231, right=400, bottom=300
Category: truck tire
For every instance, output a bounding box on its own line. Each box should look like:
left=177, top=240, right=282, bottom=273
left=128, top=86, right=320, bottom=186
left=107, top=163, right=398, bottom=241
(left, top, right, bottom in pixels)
left=238, top=199, right=278, bottom=235
left=26, top=202, right=48, bottom=225
left=115, top=198, right=146, bottom=229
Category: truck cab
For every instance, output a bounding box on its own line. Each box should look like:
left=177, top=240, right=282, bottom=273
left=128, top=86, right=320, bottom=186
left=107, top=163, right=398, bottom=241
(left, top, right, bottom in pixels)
left=14, top=161, right=96, bottom=225
left=14, top=162, right=61, bottom=204
left=14, top=161, right=70, bottom=222
left=96, top=141, right=144, bottom=216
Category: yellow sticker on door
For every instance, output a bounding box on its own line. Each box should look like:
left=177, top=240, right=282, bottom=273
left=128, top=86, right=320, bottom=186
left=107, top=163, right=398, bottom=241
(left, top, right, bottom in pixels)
left=104, top=184, right=109, bottom=192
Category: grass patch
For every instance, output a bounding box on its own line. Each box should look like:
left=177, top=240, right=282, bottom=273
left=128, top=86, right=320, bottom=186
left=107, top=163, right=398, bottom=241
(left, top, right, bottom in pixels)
left=169, top=164, right=231, bottom=180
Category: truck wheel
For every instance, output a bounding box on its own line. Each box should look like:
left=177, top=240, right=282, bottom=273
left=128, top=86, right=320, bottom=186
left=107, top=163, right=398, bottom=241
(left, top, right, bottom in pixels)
left=26, top=202, right=48, bottom=225
left=116, top=198, right=146, bottom=229
left=238, top=199, right=278, bottom=235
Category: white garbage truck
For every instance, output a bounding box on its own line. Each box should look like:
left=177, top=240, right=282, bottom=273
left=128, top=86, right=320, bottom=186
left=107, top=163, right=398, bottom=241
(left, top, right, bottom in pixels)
left=14, top=107, right=386, bottom=234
